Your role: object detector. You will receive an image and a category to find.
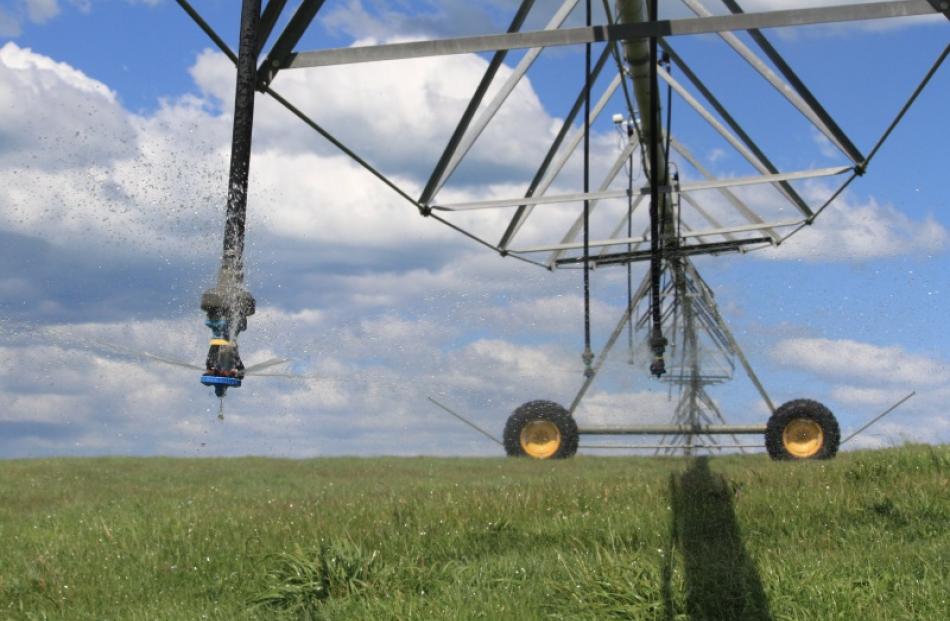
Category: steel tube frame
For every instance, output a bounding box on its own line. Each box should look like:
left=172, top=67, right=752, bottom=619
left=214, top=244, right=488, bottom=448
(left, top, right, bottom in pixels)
left=257, top=0, right=327, bottom=88
left=546, top=137, right=640, bottom=266
left=668, top=135, right=777, bottom=241
left=434, top=166, right=849, bottom=211
left=511, top=219, right=800, bottom=254
left=426, top=0, right=580, bottom=202
left=684, top=262, right=776, bottom=412
left=659, top=65, right=818, bottom=217
left=580, top=443, right=764, bottom=449
left=256, top=0, right=289, bottom=56
left=660, top=42, right=814, bottom=221
left=719, top=0, right=864, bottom=163
left=557, top=236, right=771, bottom=265
left=681, top=0, right=861, bottom=164
left=282, top=1, right=937, bottom=68
left=499, top=45, right=614, bottom=250
left=500, top=73, right=624, bottom=249
left=419, top=0, right=537, bottom=206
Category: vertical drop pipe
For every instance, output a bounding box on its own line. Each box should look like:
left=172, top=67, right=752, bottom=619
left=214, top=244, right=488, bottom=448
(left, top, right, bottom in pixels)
left=582, top=0, right=594, bottom=378
left=201, top=0, right=260, bottom=390
left=221, top=0, right=262, bottom=279
left=616, top=0, right=667, bottom=376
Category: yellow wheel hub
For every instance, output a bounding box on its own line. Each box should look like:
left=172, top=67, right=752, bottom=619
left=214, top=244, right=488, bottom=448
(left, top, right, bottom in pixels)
left=520, top=420, right=561, bottom=459
left=783, top=418, right=824, bottom=458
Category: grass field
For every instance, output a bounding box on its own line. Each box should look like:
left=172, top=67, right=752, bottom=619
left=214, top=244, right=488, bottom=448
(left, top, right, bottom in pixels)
left=1, top=445, right=948, bottom=620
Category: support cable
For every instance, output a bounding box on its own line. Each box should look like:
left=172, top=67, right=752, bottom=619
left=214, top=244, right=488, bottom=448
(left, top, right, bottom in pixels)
left=771, top=42, right=947, bottom=248
left=427, top=396, right=504, bottom=446
left=262, top=87, right=420, bottom=208
left=582, top=0, right=595, bottom=378
left=176, top=0, right=237, bottom=64
left=841, top=392, right=916, bottom=446
left=861, top=42, right=949, bottom=173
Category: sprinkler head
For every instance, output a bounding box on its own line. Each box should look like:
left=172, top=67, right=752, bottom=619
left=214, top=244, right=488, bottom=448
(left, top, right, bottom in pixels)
left=200, top=374, right=242, bottom=397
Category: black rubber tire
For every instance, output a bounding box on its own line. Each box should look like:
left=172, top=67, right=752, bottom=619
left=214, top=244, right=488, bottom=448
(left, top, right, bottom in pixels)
left=765, top=399, right=840, bottom=461
left=503, top=400, right=578, bottom=459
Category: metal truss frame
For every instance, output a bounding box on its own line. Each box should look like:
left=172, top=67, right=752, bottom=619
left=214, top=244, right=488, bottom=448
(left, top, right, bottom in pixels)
left=176, top=0, right=947, bottom=454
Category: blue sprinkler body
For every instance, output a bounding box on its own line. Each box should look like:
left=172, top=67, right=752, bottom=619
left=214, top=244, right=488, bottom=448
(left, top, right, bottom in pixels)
left=200, top=374, right=241, bottom=397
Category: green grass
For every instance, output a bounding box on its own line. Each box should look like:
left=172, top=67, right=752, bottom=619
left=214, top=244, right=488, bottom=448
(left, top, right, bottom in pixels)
left=1, top=446, right=948, bottom=620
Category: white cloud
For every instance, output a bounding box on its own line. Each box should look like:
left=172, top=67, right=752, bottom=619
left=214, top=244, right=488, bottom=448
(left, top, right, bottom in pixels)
left=707, top=148, right=727, bottom=164
left=773, top=337, right=950, bottom=387
left=772, top=337, right=950, bottom=447
left=761, top=187, right=947, bottom=262
left=25, top=0, right=59, bottom=23
left=831, top=384, right=912, bottom=406
left=811, top=129, right=838, bottom=159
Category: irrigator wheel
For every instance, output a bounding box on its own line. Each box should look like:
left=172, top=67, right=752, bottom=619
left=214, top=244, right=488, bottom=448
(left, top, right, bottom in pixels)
left=503, top=400, right=578, bottom=459
left=765, top=399, right=840, bottom=460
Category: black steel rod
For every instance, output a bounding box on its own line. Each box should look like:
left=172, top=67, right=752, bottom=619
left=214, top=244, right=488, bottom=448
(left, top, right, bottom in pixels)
left=222, top=0, right=261, bottom=274
left=582, top=0, right=593, bottom=372
left=648, top=0, right=665, bottom=373
left=555, top=236, right=771, bottom=266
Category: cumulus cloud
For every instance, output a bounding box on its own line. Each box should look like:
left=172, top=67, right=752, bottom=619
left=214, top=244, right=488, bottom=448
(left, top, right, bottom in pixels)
left=760, top=186, right=947, bottom=262
left=773, top=337, right=950, bottom=387
left=772, top=337, right=950, bottom=447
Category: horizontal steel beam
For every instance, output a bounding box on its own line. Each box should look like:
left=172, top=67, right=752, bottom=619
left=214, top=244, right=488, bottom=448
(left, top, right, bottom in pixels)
left=579, top=444, right=765, bottom=449
left=555, top=236, right=771, bottom=266
left=433, top=166, right=849, bottom=212
left=285, top=1, right=936, bottom=68
left=577, top=424, right=767, bottom=435
left=510, top=219, right=801, bottom=253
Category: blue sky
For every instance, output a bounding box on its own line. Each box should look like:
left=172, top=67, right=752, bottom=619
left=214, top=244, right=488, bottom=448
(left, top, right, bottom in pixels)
left=0, top=0, right=948, bottom=458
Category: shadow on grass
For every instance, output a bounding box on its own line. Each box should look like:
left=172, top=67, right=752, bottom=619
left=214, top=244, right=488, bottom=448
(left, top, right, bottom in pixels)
left=664, top=457, right=772, bottom=621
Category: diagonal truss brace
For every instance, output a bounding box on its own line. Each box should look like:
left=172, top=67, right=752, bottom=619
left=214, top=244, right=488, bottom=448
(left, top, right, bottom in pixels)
left=418, top=0, right=538, bottom=206
left=681, top=0, right=863, bottom=164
